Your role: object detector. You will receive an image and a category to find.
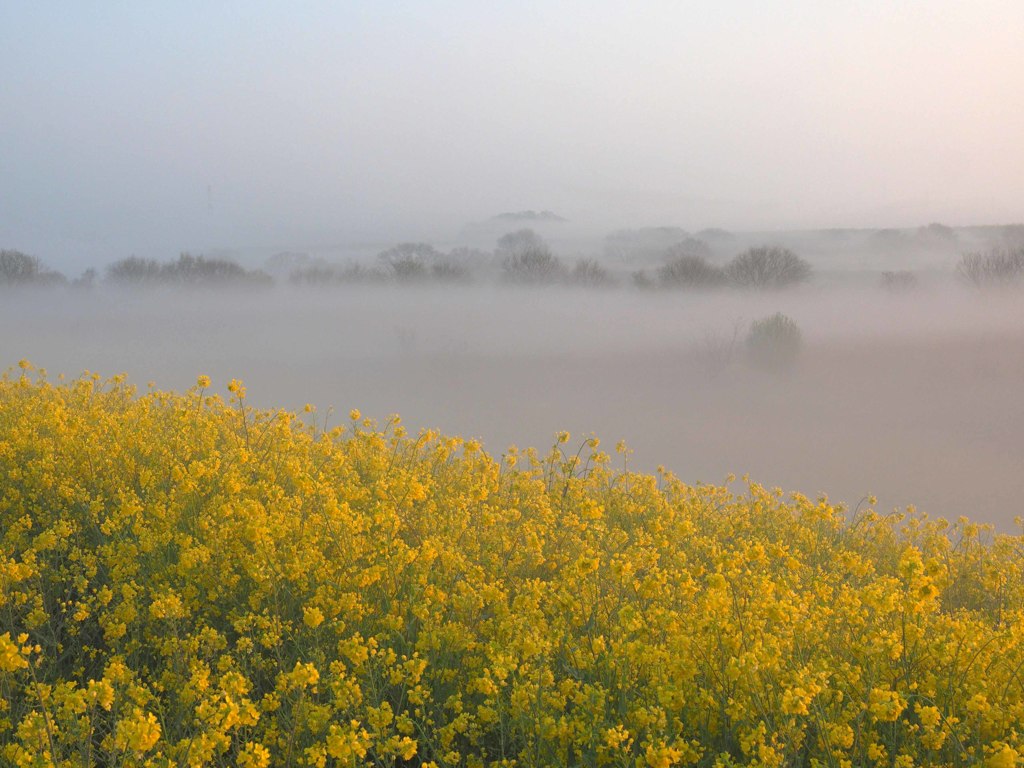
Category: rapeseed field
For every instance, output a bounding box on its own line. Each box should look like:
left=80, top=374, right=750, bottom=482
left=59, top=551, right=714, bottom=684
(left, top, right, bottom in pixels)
left=1, top=363, right=1022, bottom=767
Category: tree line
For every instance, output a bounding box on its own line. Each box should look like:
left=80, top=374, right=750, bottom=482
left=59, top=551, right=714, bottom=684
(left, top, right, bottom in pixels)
left=4, top=230, right=1023, bottom=291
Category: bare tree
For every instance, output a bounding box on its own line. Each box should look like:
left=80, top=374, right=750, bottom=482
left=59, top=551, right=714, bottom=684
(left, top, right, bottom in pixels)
left=498, top=229, right=565, bottom=284
left=725, top=246, right=811, bottom=289
left=657, top=255, right=726, bottom=289
left=569, top=259, right=612, bottom=287
left=106, top=256, right=164, bottom=284
left=106, top=254, right=271, bottom=286
left=692, top=320, right=744, bottom=379
left=631, top=270, right=655, bottom=290
left=378, top=242, right=441, bottom=282
left=956, top=248, right=1024, bottom=288
left=0, top=250, right=66, bottom=286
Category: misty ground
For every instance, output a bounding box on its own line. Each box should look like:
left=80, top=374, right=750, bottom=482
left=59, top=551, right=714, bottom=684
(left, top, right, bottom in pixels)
left=3, top=283, right=1022, bottom=530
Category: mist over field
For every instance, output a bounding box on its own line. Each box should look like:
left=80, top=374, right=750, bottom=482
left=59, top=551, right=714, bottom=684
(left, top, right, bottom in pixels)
left=2, top=1, right=1023, bottom=525
left=4, top=264, right=1023, bottom=529
left=9, top=4, right=1024, bottom=763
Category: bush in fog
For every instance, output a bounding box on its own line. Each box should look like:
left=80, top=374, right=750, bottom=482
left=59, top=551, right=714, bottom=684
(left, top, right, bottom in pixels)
left=956, top=248, right=1024, bottom=288
left=666, top=237, right=713, bottom=261
left=162, top=253, right=271, bottom=285
left=726, top=246, right=811, bottom=289
left=439, top=247, right=487, bottom=283
left=631, top=270, right=655, bottom=290
left=915, top=222, right=959, bottom=252
left=376, top=243, right=478, bottom=284
left=657, top=254, right=726, bottom=289
left=378, top=242, right=442, bottom=283
left=692, top=323, right=742, bottom=379
left=0, top=250, right=66, bottom=286
left=569, top=258, right=612, bottom=287
left=71, top=268, right=97, bottom=291
left=502, top=248, right=565, bottom=284
left=498, top=229, right=566, bottom=284
left=430, top=260, right=472, bottom=282
left=745, top=312, right=802, bottom=371
left=106, top=254, right=271, bottom=286
left=879, top=270, right=918, bottom=292
left=106, top=256, right=163, bottom=284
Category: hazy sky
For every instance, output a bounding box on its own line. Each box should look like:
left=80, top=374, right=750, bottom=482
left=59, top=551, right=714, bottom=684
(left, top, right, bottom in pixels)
left=2, top=1, right=1023, bottom=266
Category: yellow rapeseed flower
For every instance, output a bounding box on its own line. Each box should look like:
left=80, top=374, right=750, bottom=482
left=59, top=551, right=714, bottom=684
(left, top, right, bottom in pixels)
left=0, top=632, right=28, bottom=672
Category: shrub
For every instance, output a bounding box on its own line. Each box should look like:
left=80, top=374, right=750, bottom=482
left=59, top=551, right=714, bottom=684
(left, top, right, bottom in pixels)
left=745, top=312, right=802, bottom=371
left=106, top=256, right=163, bottom=284
left=162, top=253, right=270, bottom=285
left=498, top=229, right=565, bottom=284
left=378, top=242, right=442, bottom=283
left=430, top=260, right=472, bottom=282
left=631, top=269, right=655, bottom=290
left=569, top=258, right=612, bottom=287
left=656, top=254, right=726, bottom=289
left=71, top=268, right=98, bottom=291
left=956, top=248, right=1024, bottom=288
left=107, top=254, right=271, bottom=286
left=915, top=222, right=959, bottom=251
left=692, top=323, right=742, bottom=379
left=725, top=246, right=811, bottom=289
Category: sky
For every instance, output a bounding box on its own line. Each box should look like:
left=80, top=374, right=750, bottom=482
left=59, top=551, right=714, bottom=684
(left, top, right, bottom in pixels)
left=2, top=1, right=1023, bottom=268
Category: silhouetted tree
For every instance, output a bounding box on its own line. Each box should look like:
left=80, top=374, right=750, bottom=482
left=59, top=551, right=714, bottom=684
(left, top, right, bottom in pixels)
left=106, top=257, right=163, bottom=284
left=0, top=250, right=66, bottom=286
left=162, top=253, right=256, bottom=284
left=377, top=243, right=441, bottom=282
left=657, top=255, right=726, bottom=289
left=498, top=229, right=565, bottom=284
left=569, top=259, right=612, bottom=287
left=631, top=270, right=655, bottom=290
left=106, top=254, right=271, bottom=286
left=725, top=247, right=811, bottom=289
left=72, top=268, right=98, bottom=290
left=956, top=249, right=1024, bottom=288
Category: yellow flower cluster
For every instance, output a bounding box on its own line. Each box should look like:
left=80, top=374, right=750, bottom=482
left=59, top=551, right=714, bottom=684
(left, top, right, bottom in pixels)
left=2, top=366, right=1024, bottom=767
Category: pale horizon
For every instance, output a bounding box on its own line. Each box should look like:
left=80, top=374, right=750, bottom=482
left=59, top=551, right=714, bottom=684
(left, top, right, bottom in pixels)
left=3, top=2, right=1023, bottom=267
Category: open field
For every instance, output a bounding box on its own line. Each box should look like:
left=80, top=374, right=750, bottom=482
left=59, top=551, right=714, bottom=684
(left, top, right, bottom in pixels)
left=3, top=284, right=1022, bottom=529
left=2, top=368, right=1023, bottom=766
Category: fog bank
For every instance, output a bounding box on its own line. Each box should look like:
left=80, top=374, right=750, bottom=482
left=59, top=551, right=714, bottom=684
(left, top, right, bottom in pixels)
left=4, top=283, right=1022, bottom=530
